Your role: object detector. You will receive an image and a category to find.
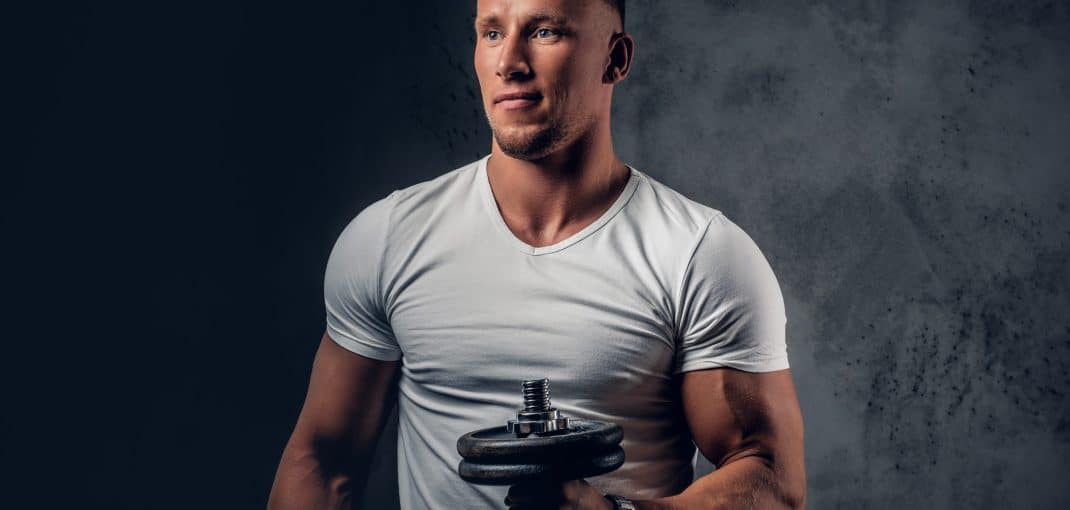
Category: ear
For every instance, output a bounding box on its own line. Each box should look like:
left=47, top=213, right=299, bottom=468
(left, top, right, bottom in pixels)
left=603, top=31, right=636, bottom=84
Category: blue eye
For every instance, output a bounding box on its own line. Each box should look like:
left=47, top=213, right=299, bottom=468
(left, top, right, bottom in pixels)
left=535, top=28, right=556, bottom=38
left=486, top=30, right=501, bottom=41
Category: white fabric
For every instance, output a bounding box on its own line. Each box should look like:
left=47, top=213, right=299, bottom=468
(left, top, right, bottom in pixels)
left=324, top=154, right=789, bottom=509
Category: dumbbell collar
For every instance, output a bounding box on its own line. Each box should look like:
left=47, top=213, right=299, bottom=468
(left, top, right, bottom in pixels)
left=506, top=408, right=571, bottom=436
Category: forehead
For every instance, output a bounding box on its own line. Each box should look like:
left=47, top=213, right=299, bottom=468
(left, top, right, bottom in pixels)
left=475, top=0, right=595, bottom=24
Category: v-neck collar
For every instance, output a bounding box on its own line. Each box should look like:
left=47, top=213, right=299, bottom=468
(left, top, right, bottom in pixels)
left=476, top=154, right=641, bottom=256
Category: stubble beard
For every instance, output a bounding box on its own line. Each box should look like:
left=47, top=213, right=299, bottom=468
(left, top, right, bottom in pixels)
left=491, top=122, right=563, bottom=160
left=486, top=105, right=584, bottom=161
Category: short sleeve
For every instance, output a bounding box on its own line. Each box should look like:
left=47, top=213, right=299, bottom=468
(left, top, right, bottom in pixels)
left=673, top=213, right=789, bottom=374
left=323, top=192, right=402, bottom=361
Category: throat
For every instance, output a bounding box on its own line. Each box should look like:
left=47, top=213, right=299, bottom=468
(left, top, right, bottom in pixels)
left=494, top=169, right=632, bottom=249
left=499, top=215, right=585, bottom=249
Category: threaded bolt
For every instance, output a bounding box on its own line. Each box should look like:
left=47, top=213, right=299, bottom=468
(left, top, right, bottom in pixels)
left=522, top=378, right=551, bottom=412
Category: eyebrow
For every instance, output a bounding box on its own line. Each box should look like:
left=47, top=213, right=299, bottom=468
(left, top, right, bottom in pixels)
left=474, top=8, right=570, bottom=31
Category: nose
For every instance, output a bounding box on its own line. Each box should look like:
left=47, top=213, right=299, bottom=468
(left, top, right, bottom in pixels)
left=496, top=33, right=531, bottom=80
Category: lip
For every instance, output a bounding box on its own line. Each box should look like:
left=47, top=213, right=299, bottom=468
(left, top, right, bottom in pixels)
left=494, top=90, right=542, bottom=110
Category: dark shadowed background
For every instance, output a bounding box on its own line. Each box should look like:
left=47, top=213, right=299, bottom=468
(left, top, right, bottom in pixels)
left=5, top=1, right=1069, bottom=508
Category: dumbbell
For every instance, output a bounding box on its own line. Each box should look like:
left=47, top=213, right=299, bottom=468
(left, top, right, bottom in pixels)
left=456, top=378, right=625, bottom=485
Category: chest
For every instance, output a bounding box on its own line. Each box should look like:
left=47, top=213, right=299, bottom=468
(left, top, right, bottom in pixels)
left=383, top=248, right=678, bottom=410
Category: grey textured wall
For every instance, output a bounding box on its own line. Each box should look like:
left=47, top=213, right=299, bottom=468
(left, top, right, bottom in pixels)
left=354, top=1, right=1070, bottom=508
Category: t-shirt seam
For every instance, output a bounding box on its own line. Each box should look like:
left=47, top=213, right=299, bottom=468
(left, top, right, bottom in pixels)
left=378, top=190, right=398, bottom=335
left=673, top=354, right=789, bottom=374
left=479, top=155, right=643, bottom=257
left=326, top=327, right=402, bottom=361
left=682, top=351, right=788, bottom=363
left=670, top=211, right=725, bottom=348
left=530, top=167, right=643, bottom=256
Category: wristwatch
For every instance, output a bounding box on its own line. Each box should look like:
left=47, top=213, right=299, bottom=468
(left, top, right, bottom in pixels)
left=604, top=493, right=637, bottom=510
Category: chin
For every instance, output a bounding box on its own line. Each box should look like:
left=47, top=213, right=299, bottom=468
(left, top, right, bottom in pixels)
left=492, top=124, right=561, bottom=161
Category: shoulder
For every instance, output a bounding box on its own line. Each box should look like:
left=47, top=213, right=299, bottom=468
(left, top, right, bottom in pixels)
left=390, top=157, right=483, bottom=216
left=621, top=167, right=731, bottom=269
left=330, top=190, right=395, bottom=258
left=632, top=169, right=724, bottom=235
left=629, top=167, right=771, bottom=259
left=334, top=156, right=484, bottom=244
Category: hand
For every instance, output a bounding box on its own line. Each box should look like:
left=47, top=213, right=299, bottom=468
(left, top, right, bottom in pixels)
left=504, top=479, right=614, bottom=510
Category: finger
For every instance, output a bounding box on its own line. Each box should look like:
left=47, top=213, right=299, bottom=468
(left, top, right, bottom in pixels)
left=504, top=493, right=549, bottom=510
left=504, top=492, right=532, bottom=507
left=504, top=486, right=538, bottom=507
left=506, top=480, right=563, bottom=507
left=559, top=478, right=591, bottom=502
left=508, top=480, right=554, bottom=499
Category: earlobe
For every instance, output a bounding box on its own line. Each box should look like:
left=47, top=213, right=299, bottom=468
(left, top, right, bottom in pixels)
left=603, top=63, right=620, bottom=84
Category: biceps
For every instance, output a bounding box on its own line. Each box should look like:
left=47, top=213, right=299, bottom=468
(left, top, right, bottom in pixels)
left=679, top=367, right=803, bottom=467
left=295, top=332, right=400, bottom=453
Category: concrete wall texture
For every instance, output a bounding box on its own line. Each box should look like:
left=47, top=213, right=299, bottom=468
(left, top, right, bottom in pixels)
left=352, top=1, right=1070, bottom=508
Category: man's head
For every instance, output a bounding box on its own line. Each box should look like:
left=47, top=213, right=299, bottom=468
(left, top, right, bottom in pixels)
left=604, top=0, right=624, bottom=27
left=474, top=0, right=634, bottom=161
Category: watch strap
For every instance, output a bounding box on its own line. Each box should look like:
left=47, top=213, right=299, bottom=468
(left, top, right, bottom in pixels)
left=604, top=493, right=637, bottom=510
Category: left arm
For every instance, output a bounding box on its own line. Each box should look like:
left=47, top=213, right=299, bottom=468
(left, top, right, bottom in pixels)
left=507, top=214, right=806, bottom=509
left=632, top=367, right=806, bottom=509
left=639, top=213, right=806, bottom=509
left=506, top=367, right=806, bottom=510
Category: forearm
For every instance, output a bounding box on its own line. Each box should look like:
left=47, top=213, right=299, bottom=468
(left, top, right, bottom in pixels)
left=267, top=446, right=367, bottom=510
left=633, top=456, right=803, bottom=510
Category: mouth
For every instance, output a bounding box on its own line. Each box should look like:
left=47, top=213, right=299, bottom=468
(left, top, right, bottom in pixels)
left=494, top=91, right=543, bottom=111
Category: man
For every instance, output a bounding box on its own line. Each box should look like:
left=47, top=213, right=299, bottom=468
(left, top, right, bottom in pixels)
left=267, top=0, right=806, bottom=508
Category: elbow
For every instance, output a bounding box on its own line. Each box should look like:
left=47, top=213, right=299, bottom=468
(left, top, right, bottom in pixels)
left=770, top=456, right=806, bottom=510
left=782, top=481, right=806, bottom=510
left=749, top=450, right=806, bottom=510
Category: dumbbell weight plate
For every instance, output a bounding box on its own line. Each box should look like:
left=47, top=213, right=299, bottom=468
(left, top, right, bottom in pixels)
left=458, top=445, right=626, bottom=485
left=457, top=419, right=622, bottom=463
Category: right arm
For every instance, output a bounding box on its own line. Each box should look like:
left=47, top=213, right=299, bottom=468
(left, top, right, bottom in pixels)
left=267, top=331, right=400, bottom=510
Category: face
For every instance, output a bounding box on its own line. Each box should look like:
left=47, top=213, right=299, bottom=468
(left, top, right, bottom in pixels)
left=474, top=0, right=622, bottom=160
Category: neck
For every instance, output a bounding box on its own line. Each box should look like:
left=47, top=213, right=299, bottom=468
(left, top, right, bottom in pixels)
left=485, top=117, right=631, bottom=248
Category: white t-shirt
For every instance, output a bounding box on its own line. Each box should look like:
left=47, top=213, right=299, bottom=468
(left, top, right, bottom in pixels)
left=324, top=154, right=789, bottom=509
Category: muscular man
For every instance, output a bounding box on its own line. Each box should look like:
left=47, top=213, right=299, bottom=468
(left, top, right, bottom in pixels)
left=267, top=0, right=806, bottom=508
